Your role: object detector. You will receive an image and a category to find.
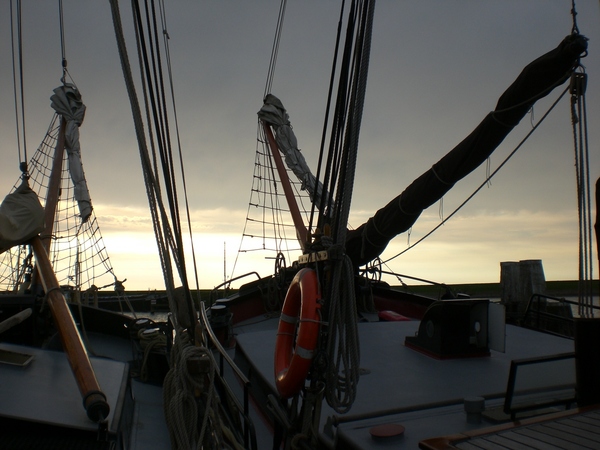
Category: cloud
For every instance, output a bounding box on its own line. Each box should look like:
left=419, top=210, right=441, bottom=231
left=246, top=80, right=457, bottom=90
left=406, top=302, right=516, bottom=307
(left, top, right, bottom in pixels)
left=1, top=2, right=598, bottom=291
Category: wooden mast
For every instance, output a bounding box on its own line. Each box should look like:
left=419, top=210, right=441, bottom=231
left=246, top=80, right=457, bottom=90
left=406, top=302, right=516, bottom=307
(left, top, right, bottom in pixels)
left=30, top=117, right=110, bottom=422
left=262, top=122, right=309, bottom=251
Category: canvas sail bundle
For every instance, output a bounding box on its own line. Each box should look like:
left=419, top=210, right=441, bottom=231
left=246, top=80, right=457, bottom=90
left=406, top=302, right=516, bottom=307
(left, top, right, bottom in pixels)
left=50, top=84, right=93, bottom=222
left=259, top=94, right=328, bottom=208
left=345, top=34, right=588, bottom=267
left=0, top=181, right=45, bottom=254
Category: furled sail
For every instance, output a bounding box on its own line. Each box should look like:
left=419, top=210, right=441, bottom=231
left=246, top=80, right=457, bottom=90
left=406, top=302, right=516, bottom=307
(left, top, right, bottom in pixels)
left=0, top=180, right=45, bottom=254
left=1, top=114, right=119, bottom=294
left=50, top=84, right=93, bottom=222
left=345, top=34, right=588, bottom=267
left=258, top=94, right=328, bottom=209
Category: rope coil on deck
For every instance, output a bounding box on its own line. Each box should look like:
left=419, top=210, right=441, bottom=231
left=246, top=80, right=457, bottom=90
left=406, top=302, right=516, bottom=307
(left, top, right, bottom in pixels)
left=163, top=331, right=236, bottom=449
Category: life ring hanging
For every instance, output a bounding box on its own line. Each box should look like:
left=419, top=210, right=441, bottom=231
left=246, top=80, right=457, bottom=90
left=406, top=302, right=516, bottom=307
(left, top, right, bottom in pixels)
left=274, top=268, right=321, bottom=398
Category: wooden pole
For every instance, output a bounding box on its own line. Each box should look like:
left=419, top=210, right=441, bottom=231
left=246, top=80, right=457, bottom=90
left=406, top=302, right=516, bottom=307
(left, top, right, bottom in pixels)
left=31, top=235, right=110, bottom=422
left=42, top=118, right=67, bottom=250
left=0, top=308, right=32, bottom=335
left=262, top=122, right=309, bottom=250
left=30, top=118, right=66, bottom=291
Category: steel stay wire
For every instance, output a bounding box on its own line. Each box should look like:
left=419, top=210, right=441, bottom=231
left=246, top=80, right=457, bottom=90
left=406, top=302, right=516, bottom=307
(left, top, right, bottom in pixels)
left=570, top=70, right=594, bottom=316
left=10, top=0, right=28, bottom=174
left=131, top=0, right=198, bottom=316
left=157, top=1, right=201, bottom=293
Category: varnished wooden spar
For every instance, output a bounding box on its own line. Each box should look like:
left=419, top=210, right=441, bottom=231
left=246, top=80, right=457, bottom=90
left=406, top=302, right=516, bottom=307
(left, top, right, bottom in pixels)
left=29, top=118, right=66, bottom=290
left=42, top=118, right=66, bottom=250
left=31, top=235, right=110, bottom=422
left=262, top=122, right=309, bottom=250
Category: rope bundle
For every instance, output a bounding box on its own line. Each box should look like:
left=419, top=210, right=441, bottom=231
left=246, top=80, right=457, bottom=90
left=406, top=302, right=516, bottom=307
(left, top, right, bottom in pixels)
left=138, top=327, right=167, bottom=382
left=324, top=253, right=360, bottom=413
left=163, top=332, right=227, bottom=449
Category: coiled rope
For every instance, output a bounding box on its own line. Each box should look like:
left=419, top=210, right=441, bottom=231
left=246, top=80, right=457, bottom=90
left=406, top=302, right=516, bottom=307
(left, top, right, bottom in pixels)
left=324, top=251, right=360, bottom=413
left=163, top=331, right=237, bottom=449
left=138, top=327, right=168, bottom=382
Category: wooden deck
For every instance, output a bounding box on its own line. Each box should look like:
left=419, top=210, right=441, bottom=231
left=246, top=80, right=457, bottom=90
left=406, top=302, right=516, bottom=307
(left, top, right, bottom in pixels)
left=420, top=406, right=600, bottom=449
left=234, top=317, right=578, bottom=449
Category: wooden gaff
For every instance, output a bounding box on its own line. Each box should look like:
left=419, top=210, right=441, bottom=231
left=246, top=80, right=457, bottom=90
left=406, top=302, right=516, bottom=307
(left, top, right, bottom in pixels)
left=262, top=122, right=309, bottom=251
left=31, top=235, right=110, bottom=422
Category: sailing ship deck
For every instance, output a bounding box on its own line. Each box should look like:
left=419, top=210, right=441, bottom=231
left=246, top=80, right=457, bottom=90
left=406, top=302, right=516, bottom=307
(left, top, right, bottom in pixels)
left=0, top=334, right=170, bottom=450
left=234, top=317, right=580, bottom=449
left=421, top=407, right=600, bottom=449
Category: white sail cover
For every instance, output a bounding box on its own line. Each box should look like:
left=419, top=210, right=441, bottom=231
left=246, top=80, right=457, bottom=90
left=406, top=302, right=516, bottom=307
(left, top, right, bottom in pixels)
left=0, top=181, right=45, bottom=254
left=258, top=94, right=328, bottom=209
left=50, top=85, right=93, bottom=222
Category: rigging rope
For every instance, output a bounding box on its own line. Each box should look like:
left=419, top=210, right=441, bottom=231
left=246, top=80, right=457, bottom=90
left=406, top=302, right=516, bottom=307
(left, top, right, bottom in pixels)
left=10, top=0, right=28, bottom=174
left=569, top=69, right=595, bottom=317
left=233, top=0, right=315, bottom=282
left=264, top=0, right=287, bottom=97
left=319, top=0, right=376, bottom=414
left=230, top=126, right=310, bottom=283
left=571, top=0, right=580, bottom=36
left=110, top=0, right=183, bottom=320
left=0, top=115, right=123, bottom=294
left=157, top=1, right=201, bottom=294
left=381, top=10, right=592, bottom=278
left=109, top=2, right=244, bottom=447
left=58, top=0, right=67, bottom=83
left=56, top=0, right=77, bottom=88
left=129, top=0, right=197, bottom=325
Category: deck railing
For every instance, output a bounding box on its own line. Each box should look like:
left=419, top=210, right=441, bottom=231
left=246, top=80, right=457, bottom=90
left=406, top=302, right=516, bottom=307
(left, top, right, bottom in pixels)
left=208, top=271, right=262, bottom=305
left=198, top=301, right=258, bottom=450
left=523, top=293, right=600, bottom=338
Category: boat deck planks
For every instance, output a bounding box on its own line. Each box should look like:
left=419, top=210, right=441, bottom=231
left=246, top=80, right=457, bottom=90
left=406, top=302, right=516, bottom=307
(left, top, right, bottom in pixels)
left=235, top=319, right=577, bottom=449
left=423, top=408, right=600, bottom=449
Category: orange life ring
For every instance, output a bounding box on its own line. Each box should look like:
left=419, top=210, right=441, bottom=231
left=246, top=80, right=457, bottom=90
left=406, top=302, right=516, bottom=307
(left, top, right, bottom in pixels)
left=274, top=268, right=321, bottom=398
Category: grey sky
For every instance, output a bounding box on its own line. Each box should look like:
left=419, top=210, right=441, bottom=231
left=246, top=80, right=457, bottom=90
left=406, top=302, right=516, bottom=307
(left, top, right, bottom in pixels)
left=1, top=1, right=598, bottom=289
